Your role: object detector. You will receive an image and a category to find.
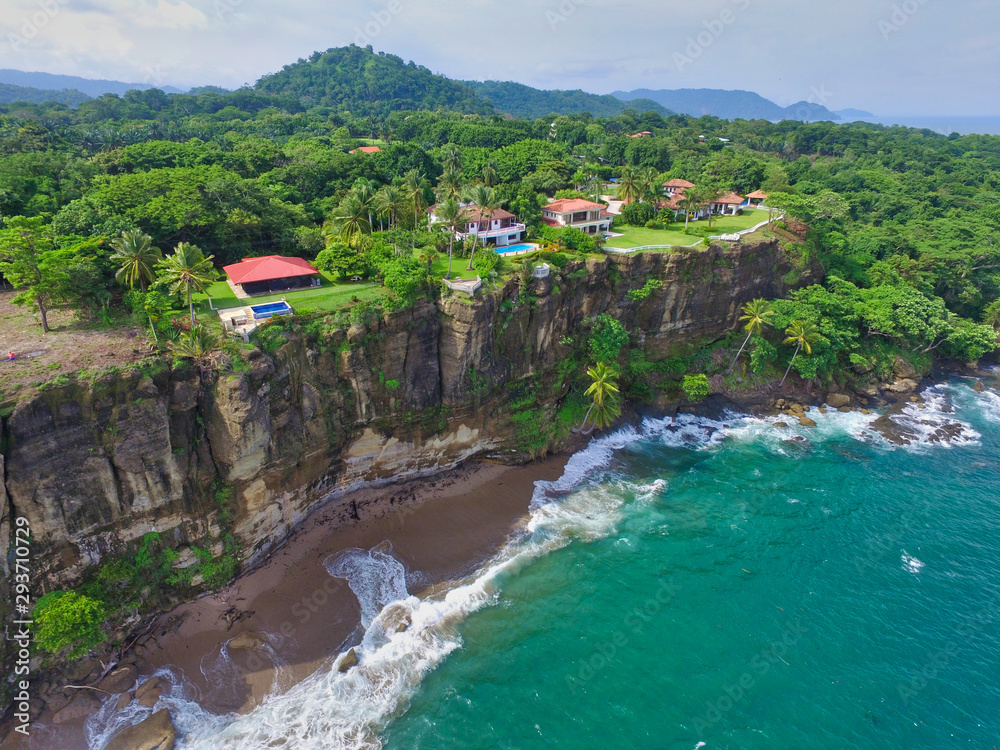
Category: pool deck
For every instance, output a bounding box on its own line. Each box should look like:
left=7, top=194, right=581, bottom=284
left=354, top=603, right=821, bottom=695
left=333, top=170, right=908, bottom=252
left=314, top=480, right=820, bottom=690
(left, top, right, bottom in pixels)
left=497, top=243, right=539, bottom=257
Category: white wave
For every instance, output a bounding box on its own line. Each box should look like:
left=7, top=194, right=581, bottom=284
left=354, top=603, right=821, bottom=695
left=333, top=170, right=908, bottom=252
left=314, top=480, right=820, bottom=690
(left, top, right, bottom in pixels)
left=901, top=551, right=925, bottom=574
left=971, top=385, right=1000, bottom=424
left=873, top=385, right=981, bottom=450
left=325, top=543, right=410, bottom=629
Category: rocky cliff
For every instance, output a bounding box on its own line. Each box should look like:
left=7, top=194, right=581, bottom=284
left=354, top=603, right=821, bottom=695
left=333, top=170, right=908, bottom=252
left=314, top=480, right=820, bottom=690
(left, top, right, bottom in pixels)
left=0, top=242, right=809, bottom=690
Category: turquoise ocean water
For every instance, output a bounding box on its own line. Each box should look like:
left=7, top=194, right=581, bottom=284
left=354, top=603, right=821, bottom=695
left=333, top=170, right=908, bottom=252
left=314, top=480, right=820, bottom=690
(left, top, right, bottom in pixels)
left=85, top=380, right=1000, bottom=749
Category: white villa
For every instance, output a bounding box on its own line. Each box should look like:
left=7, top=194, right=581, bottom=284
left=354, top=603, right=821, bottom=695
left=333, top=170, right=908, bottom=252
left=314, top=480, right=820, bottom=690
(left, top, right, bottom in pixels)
left=427, top=203, right=526, bottom=247
left=541, top=199, right=613, bottom=235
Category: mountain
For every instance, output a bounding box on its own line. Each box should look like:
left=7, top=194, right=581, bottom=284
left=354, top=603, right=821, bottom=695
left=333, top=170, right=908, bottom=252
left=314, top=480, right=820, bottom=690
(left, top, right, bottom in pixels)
left=612, top=88, right=841, bottom=122
left=0, top=82, right=91, bottom=106
left=464, top=80, right=671, bottom=120
left=836, top=108, right=876, bottom=119
left=254, top=46, right=493, bottom=117
left=0, top=69, right=185, bottom=97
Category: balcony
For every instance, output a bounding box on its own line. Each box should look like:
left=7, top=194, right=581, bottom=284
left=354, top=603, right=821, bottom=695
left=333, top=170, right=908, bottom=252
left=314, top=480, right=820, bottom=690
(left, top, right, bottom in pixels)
left=459, top=222, right=527, bottom=239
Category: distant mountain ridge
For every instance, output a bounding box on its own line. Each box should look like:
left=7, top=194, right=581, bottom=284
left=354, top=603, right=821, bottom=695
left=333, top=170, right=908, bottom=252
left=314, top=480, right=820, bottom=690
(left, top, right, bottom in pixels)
left=612, top=87, right=842, bottom=122
left=0, top=82, right=91, bottom=107
left=0, top=69, right=185, bottom=98
left=464, top=80, right=672, bottom=120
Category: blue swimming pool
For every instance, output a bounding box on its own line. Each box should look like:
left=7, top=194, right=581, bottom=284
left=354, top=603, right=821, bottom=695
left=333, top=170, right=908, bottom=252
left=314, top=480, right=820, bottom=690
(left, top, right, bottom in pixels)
left=251, top=301, right=293, bottom=320
left=498, top=243, right=534, bottom=255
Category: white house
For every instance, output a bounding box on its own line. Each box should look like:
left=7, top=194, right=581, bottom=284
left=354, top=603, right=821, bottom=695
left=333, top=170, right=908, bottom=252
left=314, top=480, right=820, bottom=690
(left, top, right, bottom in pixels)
left=427, top=203, right=526, bottom=247
left=541, top=199, right=613, bottom=235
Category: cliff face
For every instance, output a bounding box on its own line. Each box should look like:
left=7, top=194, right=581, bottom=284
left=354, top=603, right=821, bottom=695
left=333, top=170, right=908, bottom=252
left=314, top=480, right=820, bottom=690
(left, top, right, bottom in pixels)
left=0, top=242, right=806, bottom=595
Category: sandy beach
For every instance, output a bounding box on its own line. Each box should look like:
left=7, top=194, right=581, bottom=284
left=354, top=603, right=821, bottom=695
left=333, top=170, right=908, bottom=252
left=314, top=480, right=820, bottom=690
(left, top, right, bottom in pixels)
left=21, top=456, right=568, bottom=749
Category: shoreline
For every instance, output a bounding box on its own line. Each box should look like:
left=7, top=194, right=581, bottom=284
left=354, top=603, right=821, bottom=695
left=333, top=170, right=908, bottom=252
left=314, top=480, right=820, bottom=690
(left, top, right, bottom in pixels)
left=17, top=455, right=569, bottom=749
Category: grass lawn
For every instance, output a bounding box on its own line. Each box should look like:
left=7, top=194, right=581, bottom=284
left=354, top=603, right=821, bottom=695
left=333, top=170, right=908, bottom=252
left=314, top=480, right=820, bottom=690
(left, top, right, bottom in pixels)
left=607, top=209, right=770, bottom=250
left=193, top=272, right=385, bottom=317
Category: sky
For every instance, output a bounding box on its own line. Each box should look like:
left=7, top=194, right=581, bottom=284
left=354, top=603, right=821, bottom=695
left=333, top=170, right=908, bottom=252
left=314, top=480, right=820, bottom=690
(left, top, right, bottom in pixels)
left=0, top=0, right=997, bottom=115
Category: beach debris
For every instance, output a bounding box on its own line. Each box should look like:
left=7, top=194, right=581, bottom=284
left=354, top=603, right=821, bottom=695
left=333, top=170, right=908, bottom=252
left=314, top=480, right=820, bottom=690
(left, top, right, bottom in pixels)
left=103, top=708, right=178, bottom=750
left=220, top=607, right=254, bottom=631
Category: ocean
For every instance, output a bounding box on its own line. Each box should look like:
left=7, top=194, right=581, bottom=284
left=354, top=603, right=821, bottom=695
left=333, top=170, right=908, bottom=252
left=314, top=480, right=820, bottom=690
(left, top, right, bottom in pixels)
left=84, top=379, right=1000, bottom=749
left=846, top=116, right=1000, bottom=137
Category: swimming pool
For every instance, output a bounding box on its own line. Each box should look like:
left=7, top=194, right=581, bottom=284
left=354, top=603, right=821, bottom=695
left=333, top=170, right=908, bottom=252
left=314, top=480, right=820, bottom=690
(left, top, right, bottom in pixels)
left=498, top=243, right=535, bottom=255
left=251, top=301, right=293, bottom=320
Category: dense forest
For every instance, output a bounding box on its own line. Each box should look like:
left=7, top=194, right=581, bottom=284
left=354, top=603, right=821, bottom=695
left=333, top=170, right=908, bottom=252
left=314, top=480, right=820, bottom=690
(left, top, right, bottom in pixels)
left=1, top=44, right=998, bottom=404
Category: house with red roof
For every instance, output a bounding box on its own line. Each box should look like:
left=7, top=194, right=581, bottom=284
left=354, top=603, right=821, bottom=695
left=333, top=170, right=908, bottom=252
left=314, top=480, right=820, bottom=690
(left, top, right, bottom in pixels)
left=541, top=199, right=613, bottom=235
left=745, top=190, right=769, bottom=207
left=626, top=131, right=653, bottom=138
left=663, top=178, right=696, bottom=197
left=710, top=192, right=746, bottom=216
left=427, top=202, right=526, bottom=247
left=223, top=255, right=321, bottom=297
left=349, top=146, right=382, bottom=154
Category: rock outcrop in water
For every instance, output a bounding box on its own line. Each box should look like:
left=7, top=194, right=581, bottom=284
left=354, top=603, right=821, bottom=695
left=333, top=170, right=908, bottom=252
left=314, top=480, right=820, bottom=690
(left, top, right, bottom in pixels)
left=0, top=242, right=811, bottom=707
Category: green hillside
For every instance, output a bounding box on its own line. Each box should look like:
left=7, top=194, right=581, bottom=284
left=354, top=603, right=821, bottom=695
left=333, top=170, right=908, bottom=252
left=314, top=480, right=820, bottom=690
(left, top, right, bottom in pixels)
left=466, top=80, right=672, bottom=120
left=0, top=82, right=91, bottom=107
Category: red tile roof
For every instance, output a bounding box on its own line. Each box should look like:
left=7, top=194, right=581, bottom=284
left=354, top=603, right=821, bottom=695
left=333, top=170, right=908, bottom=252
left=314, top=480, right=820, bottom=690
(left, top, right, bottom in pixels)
left=664, top=179, right=696, bottom=189
left=542, top=217, right=560, bottom=228
left=224, top=256, right=319, bottom=285
left=461, top=206, right=515, bottom=223
left=714, top=193, right=745, bottom=205
left=543, top=199, right=606, bottom=213
left=746, top=190, right=769, bottom=199
left=349, top=146, right=381, bottom=154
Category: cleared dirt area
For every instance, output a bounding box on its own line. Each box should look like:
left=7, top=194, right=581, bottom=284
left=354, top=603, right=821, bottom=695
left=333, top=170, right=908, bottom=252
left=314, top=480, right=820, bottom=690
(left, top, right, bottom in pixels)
left=0, top=290, right=150, bottom=404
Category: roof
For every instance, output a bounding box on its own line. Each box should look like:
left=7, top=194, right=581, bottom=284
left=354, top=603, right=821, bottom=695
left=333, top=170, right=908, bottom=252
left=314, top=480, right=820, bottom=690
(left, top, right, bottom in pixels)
left=224, top=255, right=319, bottom=285
left=627, top=131, right=653, bottom=138
left=746, top=190, right=769, bottom=199
left=542, top=217, right=560, bottom=228
left=349, top=146, right=381, bottom=154
left=461, top=206, right=515, bottom=223
left=713, top=193, right=745, bottom=205
left=543, top=199, right=607, bottom=214
left=664, top=179, right=696, bottom=189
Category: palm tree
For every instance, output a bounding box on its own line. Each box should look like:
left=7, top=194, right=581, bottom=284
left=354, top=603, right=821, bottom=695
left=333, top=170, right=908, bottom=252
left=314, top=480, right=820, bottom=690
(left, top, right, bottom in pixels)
left=617, top=166, right=641, bottom=204
left=638, top=167, right=664, bottom=206
left=376, top=185, right=406, bottom=231
left=780, top=320, right=821, bottom=386
left=331, top=194, right=372, bottom=249
left=464, top=184, right=500, bottom=271
left=482, top=160, right=499, bottom=188
left=156, top=243, right=217, bottom=325
left=418, top=248, right=438, bottom=274
left=433, top=198, right=465, bottom=279
left=402, top=169, right=430, bottom=230
left=168, top=323, right=222, bottom=360
left=727, top=299, right=774, bottom=374
left=110, top=229, right=161, bottom=290
left=437, top=169, right=463, bottom=202
left=440, top=144, right=462, bottom=173
left=577, top=363, right=622, bottom=434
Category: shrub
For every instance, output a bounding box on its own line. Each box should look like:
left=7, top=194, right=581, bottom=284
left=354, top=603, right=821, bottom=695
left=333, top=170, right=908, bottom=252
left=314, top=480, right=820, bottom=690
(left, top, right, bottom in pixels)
left=33, top=592, right=107, bottom=658
left=619, top=201, right=656, bottom=226
left=589, top=314, right=629, bottom=363
left=682, top=374, right=711, bottom=401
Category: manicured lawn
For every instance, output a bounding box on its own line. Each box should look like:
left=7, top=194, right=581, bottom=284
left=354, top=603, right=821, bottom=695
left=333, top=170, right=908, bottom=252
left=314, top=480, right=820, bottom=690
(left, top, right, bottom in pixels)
left=193, top=272, right=385, bottom=317
left=607, top=209, right=770, bottom=250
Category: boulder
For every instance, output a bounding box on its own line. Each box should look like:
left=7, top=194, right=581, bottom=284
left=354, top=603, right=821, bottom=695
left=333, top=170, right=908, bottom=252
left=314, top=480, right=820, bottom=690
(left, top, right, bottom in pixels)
left=135, top=677, right=161, bottom=702
left=338, top=648, right=359, bottom=672
left=884, top=378, right=918, bottom=394
left=104, top=709, right=177, bottom=750
left=53, top=691, right=102, bottom=724
left=98, top=665, right=138, bottom=694
left=774, top=422, right=789, bottom=429
left=381, top=604, right=412, bottom=633
left=115, top=692, right=133, bottom=711
left=228, top=631, right=269, bottom=651
left=798, top=416, right=817, bottom=428
left=973, top=381, right=986, bottom=393
left=137, top=687, right=162, bottom=708
left=789, top=403, right=804, bottom=414
left=826, top=393, right=851, bottom=408
left=837, top=406, right=852, bottom=413
left=893, top=356, right=917, bottom=379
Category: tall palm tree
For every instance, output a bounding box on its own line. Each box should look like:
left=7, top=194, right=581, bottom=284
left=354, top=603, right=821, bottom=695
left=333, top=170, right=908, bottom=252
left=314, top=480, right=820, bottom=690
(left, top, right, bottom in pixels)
left=375, top=185, right=406, bottom=231
left=440, top=144, right=462, bottom=173
left=110, top=229, right=161, bottom=290
left=157, top=243, right=216, bottom=325
left=433, top=198, right=465, bottom=279
left=437, top=169, right=463, bottom=202
left=418, top=248, right=438, bottom=274
left=351, top=178, right=379, bottom=231
left=780, top=320, right=821, bottom=386
left=616, top=166, right=641, bottom=204
left=638, top=167, right=664, bottom=205
left=331, top=194, right=372, bottom=249
left=577, top=362, right=622, bottom=434
left=402, top=169, right=430, bottom=230
left=482, top=160, right=499, bottom=188
left=727, top=299, right=774, bottom=374
left=464, top=184, right=499, bottom=271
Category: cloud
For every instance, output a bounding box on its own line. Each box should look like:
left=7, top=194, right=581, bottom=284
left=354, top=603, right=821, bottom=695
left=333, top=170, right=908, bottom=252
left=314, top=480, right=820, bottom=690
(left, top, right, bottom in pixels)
left=132, top=0, right=208, bottom=30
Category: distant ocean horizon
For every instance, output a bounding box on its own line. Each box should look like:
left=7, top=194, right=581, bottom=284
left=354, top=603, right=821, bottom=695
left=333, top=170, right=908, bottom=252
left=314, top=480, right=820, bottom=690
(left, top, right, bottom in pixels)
left=841, top=115, right=1000, bottom=136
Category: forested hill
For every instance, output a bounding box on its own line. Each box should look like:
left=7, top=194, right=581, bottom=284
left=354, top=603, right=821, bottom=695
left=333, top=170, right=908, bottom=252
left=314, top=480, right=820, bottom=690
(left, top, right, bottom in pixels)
left=465, top=80, right=671, bottom=120
left=614, top=88, right=841, bottom=122
left=0, top=83, right=91, bottom=107
left=254, top=46, right=494, bottom=118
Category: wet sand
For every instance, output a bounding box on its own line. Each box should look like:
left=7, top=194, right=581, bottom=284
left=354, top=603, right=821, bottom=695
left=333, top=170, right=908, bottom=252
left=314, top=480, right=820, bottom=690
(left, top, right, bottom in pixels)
left=22, top=456, right=567, bottom=749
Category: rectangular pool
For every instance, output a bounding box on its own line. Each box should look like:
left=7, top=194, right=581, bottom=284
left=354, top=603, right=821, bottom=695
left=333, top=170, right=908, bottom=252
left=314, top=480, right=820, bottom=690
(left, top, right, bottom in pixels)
left=251, top=301, right=293, bottom=320
left=498, top=243, right=535, bottom=256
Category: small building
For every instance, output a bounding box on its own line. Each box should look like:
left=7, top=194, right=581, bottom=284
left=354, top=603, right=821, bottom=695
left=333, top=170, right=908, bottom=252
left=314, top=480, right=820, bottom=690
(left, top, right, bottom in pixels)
left=627, top=131, right=653, bottom=138
left=427, top=202, right=526, bottom=247
left=541, top=199, right=613, bottom=235
left=663, top=178, right=696, bottom=197
left=223, top=255, right=321, bottom=297
left=745, top=190, right=769, bottom=207
left=349, top=146, right=382, bottom=154
left=710, top=193, right=745, bottom=216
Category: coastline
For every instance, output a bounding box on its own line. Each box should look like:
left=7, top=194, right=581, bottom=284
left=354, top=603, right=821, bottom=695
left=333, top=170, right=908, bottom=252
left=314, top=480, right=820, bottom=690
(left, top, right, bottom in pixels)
left=17, top=456, right=569, bottom=749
